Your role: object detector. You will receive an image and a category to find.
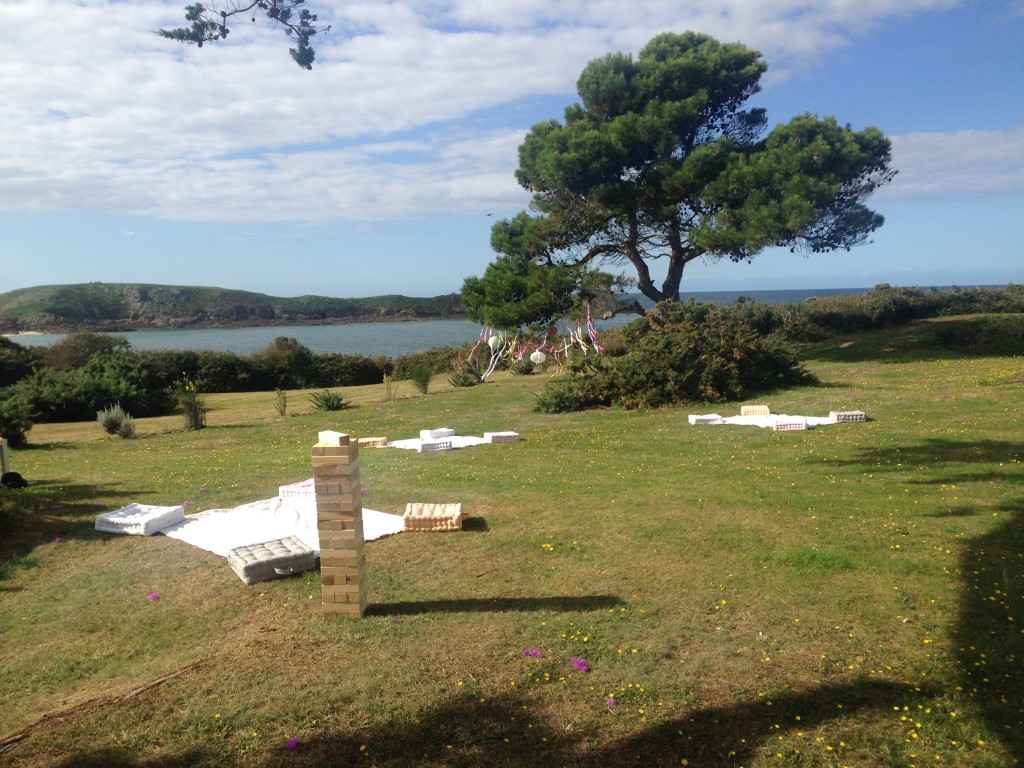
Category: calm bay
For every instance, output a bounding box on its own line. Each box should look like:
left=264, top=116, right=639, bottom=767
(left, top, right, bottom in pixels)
left=6, top=288, right=871, bottom=355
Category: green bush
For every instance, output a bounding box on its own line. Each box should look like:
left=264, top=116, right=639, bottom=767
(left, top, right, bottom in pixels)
left=96, top=403, right=135, bottom=438
left=173, top=376, right=207, bottom=430
left=933, top=314, right=1024, bottom=355
left=0, top=337, right=38, bottom=388
left=407, top=362, right=433, bottom=395
left=308, top=389, right=350, bottom=412
left=534, top=300, right=814, bottom=413
left=448, top=371, right=478, bottom=388
left=0, top=393, right=33, bottom=447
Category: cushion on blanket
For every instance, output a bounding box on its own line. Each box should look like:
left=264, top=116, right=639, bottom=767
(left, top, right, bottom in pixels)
left=227, top=536, right=316, bottom=585
left=96, top=503, right=186, bottom=536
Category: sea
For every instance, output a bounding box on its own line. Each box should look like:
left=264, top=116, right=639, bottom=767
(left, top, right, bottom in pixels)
left=5, top=287, right=870, bottom=356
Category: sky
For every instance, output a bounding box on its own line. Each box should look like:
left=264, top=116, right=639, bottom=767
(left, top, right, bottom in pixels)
left=0, top=1, right=1021, bottom=299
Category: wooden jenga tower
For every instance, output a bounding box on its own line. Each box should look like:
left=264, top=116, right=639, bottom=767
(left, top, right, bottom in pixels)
left=312, top=430, right=366, bottom=618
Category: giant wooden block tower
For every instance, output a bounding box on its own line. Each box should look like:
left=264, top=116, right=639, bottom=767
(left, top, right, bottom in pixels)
left=312, top=430, right=366, bottom=618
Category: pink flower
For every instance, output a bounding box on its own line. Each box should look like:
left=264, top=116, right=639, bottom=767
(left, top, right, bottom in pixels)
left=183, top=500, right=193, bottom=506
left=198, top=487, right=207, bottom=493
left=522, top=649, right=542, bottom=658
left=607, top=697, right=616, bottom=708
left=148, top=593, right=159, bottom=601
left=570, top=657, right=589, bottom=673
left=53, top=536, right=62, bottom=543
left=285, top=737, right=298, bottom=750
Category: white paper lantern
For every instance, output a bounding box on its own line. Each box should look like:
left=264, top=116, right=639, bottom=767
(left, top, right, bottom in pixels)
left=529, top=350, right=547, bottom=365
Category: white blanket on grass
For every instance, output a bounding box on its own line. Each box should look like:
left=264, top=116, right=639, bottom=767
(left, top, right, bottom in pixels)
left=387, top=435, right=489, bottom=450
left=688, top=414, right=836, bottom=428
left=161, top=496, right=403, bottom=557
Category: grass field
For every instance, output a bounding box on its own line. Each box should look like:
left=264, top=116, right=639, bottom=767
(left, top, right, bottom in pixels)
left=1, top=319, right=1021, bottom=767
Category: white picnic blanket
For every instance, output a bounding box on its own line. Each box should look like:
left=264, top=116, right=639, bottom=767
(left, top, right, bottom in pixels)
left=688, top=414, right=837, bottom=428
left=160, top=496, right=403, bottom=557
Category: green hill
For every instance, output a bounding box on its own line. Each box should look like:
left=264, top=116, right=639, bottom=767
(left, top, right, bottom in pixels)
left=0, top=283, right=465, bottom=332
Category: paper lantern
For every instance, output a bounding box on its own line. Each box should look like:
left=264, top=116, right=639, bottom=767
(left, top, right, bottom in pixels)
left=529, top=350, right=547, bottom=365
left=487, top=335, right=502, bottom=350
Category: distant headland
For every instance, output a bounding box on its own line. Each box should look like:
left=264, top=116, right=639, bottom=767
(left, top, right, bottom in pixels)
left=0, top=283, right=466, bottom=334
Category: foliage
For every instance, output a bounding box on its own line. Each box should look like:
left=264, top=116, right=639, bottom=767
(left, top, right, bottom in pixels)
left=407, top=362, right=433, bottom=395
left=931, top=314, right=1024, bottom=355
left=96, top=403, right=136, bottom=438
left=3, top=354, right=173, bottom=424
left=274, top=388, right=288, bottom=418
left=173, top=375, right=207, bottom=430
left=390, top=346, right=462, bottom=382
left=0, top=392, right=33, bottom=447
left=249, top=336, right=318, bottom=390
left=448, top=371, right=478, bottom=388
left=307, top=388, right=350, bottom=412
left=315, top=353, right=388, bottom=388
left=479, top=31, right=894, bottom=316
left=39, top=332, right=130, bottom=371
left=157, top=1, right=330, bottom=69
left=381, top=373, right=395, bottom=404
left=461, top=251, right=630, bottom=330
left=534, top=300, right=813, bottom=412
left=0, top=336, right=38, bottom=388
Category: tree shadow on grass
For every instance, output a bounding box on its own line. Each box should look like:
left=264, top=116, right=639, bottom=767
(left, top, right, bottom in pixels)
left=955, top=497, right=1024, bottom=762
left=366, top=594, right=624, bottom=616
left=42, top=679, right=932, bottom=768
left=820, top=437, right=1024, bottom=486
left=0, top=481, right=141, bottom=583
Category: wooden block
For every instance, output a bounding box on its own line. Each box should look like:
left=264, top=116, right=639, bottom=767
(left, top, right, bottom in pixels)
left=311, top=452, right=358, bottom=467
left=317, top=430, right=350, bottom=445
left=357, top=436, right=388, bottom=447
left=311, top=443, right=357, bottom=459
left=312, top=460, right=360, bottom=477
left=740, top=404, right=771, bottom=416
left=313, top=479, right=357, bottom=497
left=316, top=499, right=360, bottom=515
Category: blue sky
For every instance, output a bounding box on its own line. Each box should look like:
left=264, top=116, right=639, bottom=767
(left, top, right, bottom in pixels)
left=1, top=1, right=1021, bottom=298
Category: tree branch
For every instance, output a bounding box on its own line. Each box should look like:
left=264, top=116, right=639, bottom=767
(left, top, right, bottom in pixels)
left=156, top=1, right=330, bottom=69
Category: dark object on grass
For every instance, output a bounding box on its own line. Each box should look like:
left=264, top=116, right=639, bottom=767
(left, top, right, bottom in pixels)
left=1, top=471, right=28, bottom=489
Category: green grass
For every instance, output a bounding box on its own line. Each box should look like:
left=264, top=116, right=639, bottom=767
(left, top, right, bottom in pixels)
left=0, top=351, right=1022, bottom=767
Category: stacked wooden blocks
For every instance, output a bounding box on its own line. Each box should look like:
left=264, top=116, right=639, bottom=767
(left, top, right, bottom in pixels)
left=484, top=431, right=520, bottom=443
left=312, top=430, right=366, bottom=618
left=403, top=502, right=465, bottom=532
left=356, top=436, right=389, bottom=448
left=740, top=404, right=771, bottom=416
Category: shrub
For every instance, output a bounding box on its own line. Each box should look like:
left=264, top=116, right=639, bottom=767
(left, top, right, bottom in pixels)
left=533, top=300, right=814, bottom=413
left=173, top=376, right=207, bottom=430
left=308, top=389, right=350, bottom=412
left=407, top=362, right=433, bottom=394
left=0, top=393, right=33, bottom=447
left=274, top=388, right=288, bottom=418
left=315, top=354, right=387, bottom=387
left=97, top=403, right=135, bottom=438
left=448, top=371, right=478, bottom=388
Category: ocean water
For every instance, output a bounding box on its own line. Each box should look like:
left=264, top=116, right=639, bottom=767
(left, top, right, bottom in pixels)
left=6, top=287, right=871, bottom=356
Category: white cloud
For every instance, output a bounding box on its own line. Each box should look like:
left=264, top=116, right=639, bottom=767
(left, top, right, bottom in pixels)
left=884, top=125, right=1024, bottom=199
left=0, top=0, right=1002, bottom=229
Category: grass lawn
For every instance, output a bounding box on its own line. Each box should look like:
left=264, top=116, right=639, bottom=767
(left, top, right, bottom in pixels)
left=1, top=324, right=1021, bottom=767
